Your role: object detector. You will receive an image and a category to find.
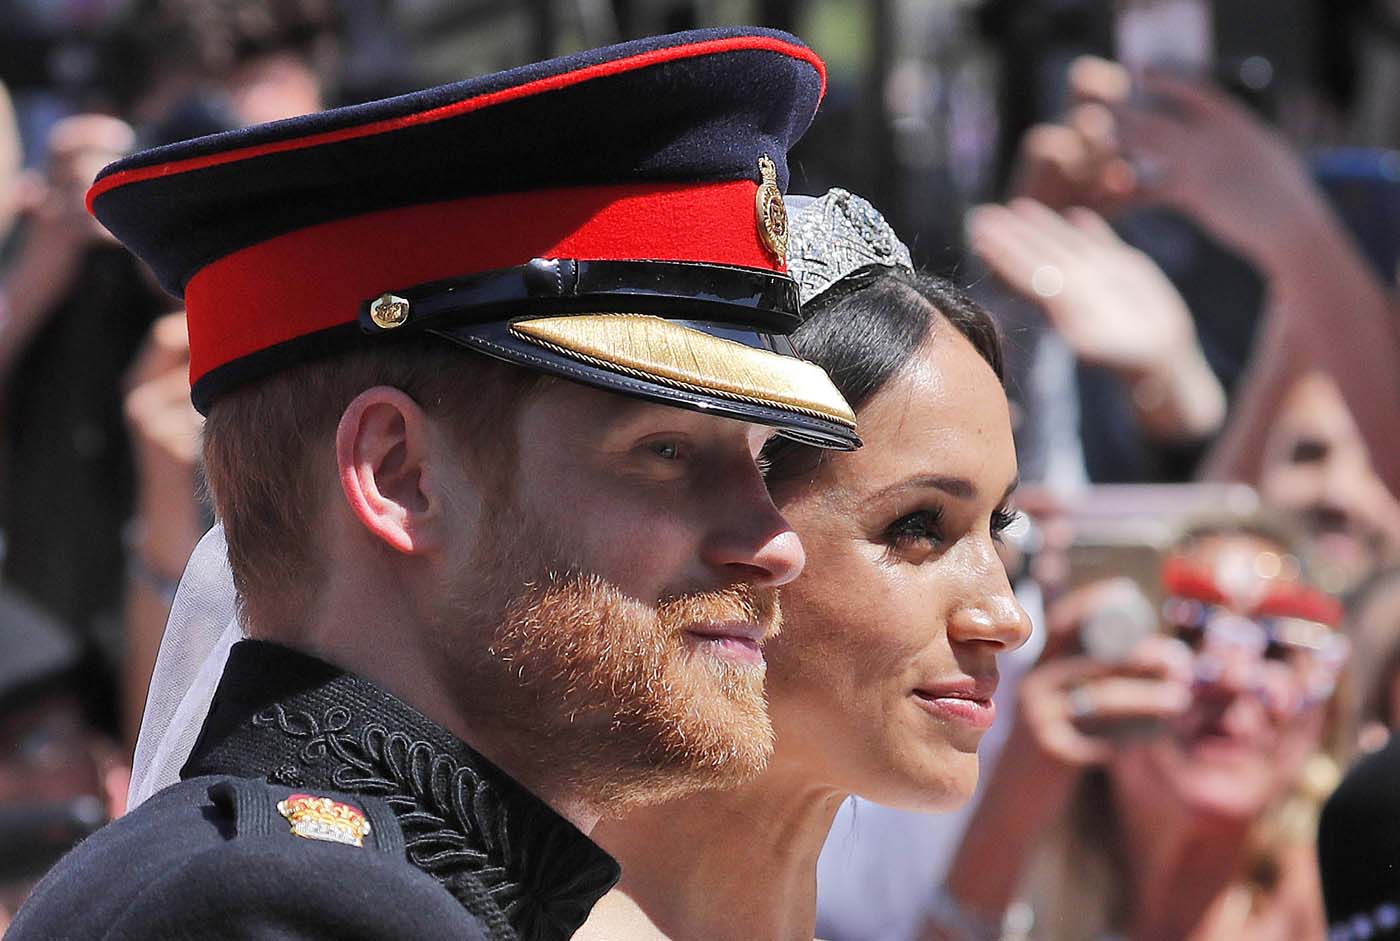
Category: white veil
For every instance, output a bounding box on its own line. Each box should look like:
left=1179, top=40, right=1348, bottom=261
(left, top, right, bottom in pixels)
left=127, top=522, right=244, bottom=808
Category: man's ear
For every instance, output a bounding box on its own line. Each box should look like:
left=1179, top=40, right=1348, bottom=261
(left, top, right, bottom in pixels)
left=336, top=386, right=445, bottom=555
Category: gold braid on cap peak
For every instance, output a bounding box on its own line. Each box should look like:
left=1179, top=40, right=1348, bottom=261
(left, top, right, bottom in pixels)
left=509, top=314, right=856, bottom=428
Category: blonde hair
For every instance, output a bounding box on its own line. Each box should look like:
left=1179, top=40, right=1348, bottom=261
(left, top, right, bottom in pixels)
left=1018, top=753, right=1342, bottom=941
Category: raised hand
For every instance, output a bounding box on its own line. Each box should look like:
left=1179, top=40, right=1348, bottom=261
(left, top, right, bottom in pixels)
left=124, top=311, right=205, bottom=582
left=1009, top=57, right=1138, bottom=214
left=1108, top=72, right=1326, bottom=275
left=968, top=198, right=1225, bottom=439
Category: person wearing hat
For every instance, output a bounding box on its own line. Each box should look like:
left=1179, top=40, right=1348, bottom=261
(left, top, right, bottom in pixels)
left=9, top=27, right=857, bottom=941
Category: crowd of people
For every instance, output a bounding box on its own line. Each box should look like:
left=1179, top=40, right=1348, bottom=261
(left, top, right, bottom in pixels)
left=0, top=2, right=1397, bottom=939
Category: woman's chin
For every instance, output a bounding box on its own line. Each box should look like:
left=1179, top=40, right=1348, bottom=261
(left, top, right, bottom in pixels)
left=1171, top=771, right=1276, bottom=824
left=1122, top=752, right=1275, bottom=825
left=859, top=748, right=981, bottom=812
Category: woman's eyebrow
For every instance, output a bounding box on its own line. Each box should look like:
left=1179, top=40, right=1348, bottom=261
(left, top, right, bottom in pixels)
left=872, top=474, right=978, bottom=501
left=871, top=475, right=1021, bottom=504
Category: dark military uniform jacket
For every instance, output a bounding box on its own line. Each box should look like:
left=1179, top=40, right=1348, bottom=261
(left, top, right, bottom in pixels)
left=10, top=641, right=621, bottom=940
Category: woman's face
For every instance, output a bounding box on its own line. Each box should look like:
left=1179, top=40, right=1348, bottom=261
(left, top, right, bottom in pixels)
left=763, top=330, right=1031, bottom=810
left=1112, top=533, right=1334, bottom=823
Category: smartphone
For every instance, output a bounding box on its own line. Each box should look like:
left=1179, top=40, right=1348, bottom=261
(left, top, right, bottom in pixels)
left=1056, top=484, right=1258, bottom=737
left=1061, top=481, right=1260, bottom=610
left=1114, top=0, right=1214, bottom=81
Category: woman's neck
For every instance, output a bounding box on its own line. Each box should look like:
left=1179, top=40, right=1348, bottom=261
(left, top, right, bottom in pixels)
left=1115, top=784, right=1255, bottom=941
left=581, top=758, right=846, bottom=941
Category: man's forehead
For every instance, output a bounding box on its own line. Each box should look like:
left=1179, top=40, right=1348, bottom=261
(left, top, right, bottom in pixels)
left=527, top=382, right=766, bottom=442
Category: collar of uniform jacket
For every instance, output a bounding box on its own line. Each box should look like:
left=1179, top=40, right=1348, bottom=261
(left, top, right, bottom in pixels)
left=182, top=640, right=621, bottom=941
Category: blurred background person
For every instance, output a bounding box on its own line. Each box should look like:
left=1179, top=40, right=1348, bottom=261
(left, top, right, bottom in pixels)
left=0, top=587, right=128, bottom=933
left=930, top=516, right=1348, bottom=941
left=0, top=0, right=341, bottom=752
left=1254, top=371, right=1400, bottom=598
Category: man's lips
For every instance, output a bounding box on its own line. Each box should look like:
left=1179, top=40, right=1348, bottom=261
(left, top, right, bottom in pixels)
left=912, top=677, right=999, bottom=729
left=685, top=622, right=768, bottom=665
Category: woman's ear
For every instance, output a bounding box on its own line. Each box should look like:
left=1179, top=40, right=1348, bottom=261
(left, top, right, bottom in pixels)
left=336, top=386, right=445, bottom=555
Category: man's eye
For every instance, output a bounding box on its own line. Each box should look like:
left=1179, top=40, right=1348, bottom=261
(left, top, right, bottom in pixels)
left=649, top=441, right=682, bottom=460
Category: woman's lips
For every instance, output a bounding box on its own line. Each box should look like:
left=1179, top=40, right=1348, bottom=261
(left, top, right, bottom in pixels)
left=912, top=678, right=999, bottom=729
left=685, top=623, right=766, bottom=666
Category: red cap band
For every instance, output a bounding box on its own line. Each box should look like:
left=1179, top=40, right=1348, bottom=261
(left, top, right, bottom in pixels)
left=184, top=179, right=776, bottom=387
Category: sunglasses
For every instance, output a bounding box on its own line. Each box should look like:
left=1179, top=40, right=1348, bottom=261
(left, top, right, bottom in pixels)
left=1160, top=555, right=1348, bottom=711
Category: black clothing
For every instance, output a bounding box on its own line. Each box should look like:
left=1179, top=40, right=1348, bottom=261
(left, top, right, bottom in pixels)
left=11, top=775, right=484, bottom=941
left=2, top=245, right=172, bottom=656
left=1318, top=733, right=1400, bottom=938
left=11, top=641, right=620, bottom=940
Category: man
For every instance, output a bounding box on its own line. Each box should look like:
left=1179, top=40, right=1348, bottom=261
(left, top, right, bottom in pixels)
left=1257, top=370, right=1400, bottom=595
left=10, top=27, right=857, bottom=941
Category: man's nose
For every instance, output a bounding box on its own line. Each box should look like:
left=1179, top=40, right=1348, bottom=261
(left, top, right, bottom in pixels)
left=706, top=527, right=806, bottom=588
left=698, top=470, right=805, bottom=588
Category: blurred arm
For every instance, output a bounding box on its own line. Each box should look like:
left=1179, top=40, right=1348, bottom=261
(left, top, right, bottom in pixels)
left=0, top=115, right=133, bottom=383
left=1065, top=64, right=1400, bottom=492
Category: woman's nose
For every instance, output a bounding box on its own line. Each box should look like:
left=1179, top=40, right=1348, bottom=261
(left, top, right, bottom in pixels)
left=1195, top=641, right=1262, bottom=695
left=947, top=549, right=1033, bottom=652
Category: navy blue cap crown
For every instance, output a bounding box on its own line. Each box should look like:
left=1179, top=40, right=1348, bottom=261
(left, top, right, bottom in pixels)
left=89, top=26, right=823, bottom=296
left=85, top=27, right=860, bottom=449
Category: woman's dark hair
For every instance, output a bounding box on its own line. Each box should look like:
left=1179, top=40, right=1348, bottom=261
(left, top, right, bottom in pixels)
left=764, top=265, right=1005, bottom=482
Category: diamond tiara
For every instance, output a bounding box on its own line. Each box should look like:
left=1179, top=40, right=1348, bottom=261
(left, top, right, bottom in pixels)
left=785, top=188, right=913, bottom=306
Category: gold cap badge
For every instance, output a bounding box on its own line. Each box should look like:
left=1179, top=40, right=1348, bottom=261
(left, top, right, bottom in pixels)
left=369, top=293, right=410, bottom=329
left=754, top=155, right=788, bottom=265
left=276, top=793, right=372, bottom=847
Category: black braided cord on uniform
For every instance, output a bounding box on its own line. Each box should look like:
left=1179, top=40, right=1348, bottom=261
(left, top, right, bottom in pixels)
left=182, top=641, right=619, bottom=941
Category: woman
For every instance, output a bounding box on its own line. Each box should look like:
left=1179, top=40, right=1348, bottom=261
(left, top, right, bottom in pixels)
left=934, top=518, right=1349, bottom=941
left=577, top=189, right=1033, bottom=940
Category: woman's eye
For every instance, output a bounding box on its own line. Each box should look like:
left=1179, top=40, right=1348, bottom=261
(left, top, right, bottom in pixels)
left=990, top=506, right=1021, bottom=541
left=886, top=509, right=944, bottom=548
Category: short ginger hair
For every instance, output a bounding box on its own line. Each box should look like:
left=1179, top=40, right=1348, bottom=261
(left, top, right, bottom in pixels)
left=201, top=338, right=537, bottom=635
